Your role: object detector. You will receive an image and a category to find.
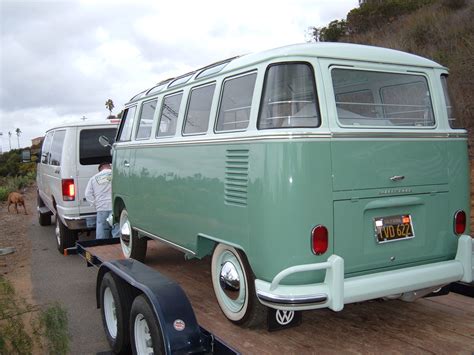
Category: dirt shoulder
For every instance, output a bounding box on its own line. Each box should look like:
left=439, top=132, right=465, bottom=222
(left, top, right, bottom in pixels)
left=0, top=186, right=35, bottom=304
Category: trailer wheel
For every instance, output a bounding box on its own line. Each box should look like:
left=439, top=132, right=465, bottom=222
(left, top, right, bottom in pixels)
left=130, top=295, right=165, bottom=355
left=211, top=243, right=266, bottom=327
left=100, top=272, right=133, bottom=354
left=119, top=209, right=147, bottom=262
left=55, top=216, right=77, bottom=254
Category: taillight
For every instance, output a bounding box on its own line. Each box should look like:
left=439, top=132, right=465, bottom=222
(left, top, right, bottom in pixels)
left=454, top=210, right=466, bottom=235
left=62, top=179, right=75, bottom=201
left=311, top=225, right=328, bottom=255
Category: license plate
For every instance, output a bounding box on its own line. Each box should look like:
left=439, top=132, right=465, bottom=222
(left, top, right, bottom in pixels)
left=374, top=214, right=414, bottom=243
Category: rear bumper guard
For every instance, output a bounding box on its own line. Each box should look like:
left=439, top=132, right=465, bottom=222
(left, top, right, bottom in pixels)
left=255, top=235, right=473, bottom=312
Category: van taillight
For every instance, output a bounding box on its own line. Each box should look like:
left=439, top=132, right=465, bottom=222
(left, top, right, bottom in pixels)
left=311, top=225, right=328, bottom=255
left=62, top=179, right=75, bottom=201
left=454, top=210, right=466, bottom=235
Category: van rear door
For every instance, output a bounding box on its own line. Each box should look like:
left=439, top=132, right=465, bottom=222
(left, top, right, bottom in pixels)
left=76, top=126, right=117, bottom=214
left=328, top=67, right=455, bottom=275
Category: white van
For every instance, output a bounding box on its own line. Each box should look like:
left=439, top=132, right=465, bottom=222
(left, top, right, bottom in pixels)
left=36, top=119, right=118, bottom=253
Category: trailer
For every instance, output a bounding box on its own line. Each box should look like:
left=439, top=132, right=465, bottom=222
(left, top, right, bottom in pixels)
left=67, top=238, right=239, bottom=354
left=66, top=238, right=474, bottom=354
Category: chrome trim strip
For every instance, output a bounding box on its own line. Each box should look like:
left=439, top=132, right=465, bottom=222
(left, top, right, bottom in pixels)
left=114, top=133, right=331, bottom=148
left=331, top=132, right=468, bottom=139
left=133, top=227, right=196, bottom=255
left=113, top=131, right=468, bottom=149
left=256, top=290, right=328, bottom=305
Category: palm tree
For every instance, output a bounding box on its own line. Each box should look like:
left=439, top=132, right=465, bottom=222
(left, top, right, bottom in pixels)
left=15, top=128, right=21, bottom=149
left=8, top=131, right=12, bottom=150
left=105, top=99, right=114, bottom=118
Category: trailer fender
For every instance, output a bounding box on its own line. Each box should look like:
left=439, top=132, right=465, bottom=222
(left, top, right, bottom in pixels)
left=96, top=259, right=209, bottom=354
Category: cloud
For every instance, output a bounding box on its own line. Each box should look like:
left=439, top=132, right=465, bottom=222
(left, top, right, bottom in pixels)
left=0, top=0, right=358, bottom=152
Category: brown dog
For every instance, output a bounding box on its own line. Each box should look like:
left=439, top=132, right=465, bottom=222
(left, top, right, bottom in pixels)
left=7, top=192, right=27, bottom=215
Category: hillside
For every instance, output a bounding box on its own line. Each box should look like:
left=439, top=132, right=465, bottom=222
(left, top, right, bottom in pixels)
left=315, top=0, right=474, bottom=155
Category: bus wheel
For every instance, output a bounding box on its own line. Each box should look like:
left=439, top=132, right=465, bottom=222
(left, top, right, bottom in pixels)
left=100, top=272, right=133, bottom=354
left=211, top=243, right=266, bottom=327
left=119, top=209, right=147, bottom=262
left=130, top=295, right=164, bottom=355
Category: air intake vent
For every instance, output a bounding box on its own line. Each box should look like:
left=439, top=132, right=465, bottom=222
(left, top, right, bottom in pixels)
left=225, top=149, right=249, bottom=207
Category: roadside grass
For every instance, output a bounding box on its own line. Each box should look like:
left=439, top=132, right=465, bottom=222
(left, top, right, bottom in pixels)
left=0, top=276, right=70, bottom=354
left=0, top=172, right=36, bottom=201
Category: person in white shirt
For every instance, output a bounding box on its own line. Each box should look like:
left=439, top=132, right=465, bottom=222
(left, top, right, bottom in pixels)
left=85, top=162, right=113, bottom=239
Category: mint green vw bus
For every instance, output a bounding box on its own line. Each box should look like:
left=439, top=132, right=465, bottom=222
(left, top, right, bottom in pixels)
left=111, top=43, right=472, bottom=327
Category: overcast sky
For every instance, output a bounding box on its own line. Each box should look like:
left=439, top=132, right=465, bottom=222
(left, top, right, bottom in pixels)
left=0, top=0, right=357, bottom=152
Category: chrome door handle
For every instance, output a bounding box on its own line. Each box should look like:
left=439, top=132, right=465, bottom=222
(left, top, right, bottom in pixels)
left=390, top=175, right=405, bottom=182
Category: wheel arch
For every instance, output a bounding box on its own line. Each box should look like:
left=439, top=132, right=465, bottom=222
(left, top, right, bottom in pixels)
left=196, top=234, right=247, bottom=259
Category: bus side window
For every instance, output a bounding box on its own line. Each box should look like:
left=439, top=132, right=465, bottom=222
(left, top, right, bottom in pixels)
left=136, top=99, right=157, bottom=140
left=157, top=92, right=183, bottom=137
left=117, top=106, right=137, bottom=142
left=258, top=63, right=320, bottom=129
left=183, top=83, right=216, bottom=135
left=216, top=72, right=257, bottom=132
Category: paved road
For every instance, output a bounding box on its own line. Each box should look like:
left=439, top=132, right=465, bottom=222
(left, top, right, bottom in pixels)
left=29, top=216, right=111, bottom=355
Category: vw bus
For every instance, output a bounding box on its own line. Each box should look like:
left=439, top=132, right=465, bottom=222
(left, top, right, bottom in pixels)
left=110, top=43, right=472, bottom=327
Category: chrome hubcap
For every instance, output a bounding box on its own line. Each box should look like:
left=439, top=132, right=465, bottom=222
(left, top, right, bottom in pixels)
left=119, top=212, right=132, bottom=257
left=219, top=261, right=241, bottom=301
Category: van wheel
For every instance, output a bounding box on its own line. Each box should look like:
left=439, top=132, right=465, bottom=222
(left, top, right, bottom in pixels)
left=55, top=216, right=77, bottom=254
left=119, top=209, right=147, bottom=262
left=130, top=295, right=165, bottom=355
left=100, top=272, right=133, bottom=354
left=211, top=243, right=266, bottom=327
left=37, top=193, right=51, bottom=226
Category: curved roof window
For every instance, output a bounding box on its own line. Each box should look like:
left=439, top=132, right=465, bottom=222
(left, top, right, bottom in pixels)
left=168, top=73, right=194, bottom=88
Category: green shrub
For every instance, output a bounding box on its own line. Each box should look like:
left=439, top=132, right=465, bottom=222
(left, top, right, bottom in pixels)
left=0, top=187, right=10, bottom=201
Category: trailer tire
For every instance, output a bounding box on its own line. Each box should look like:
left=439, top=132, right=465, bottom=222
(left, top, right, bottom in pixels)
left=119, top=209, right=147, bottom=262
left=130, top=295, right=165, bottom=355
left=55, top=216, right=77, bottom=254
left=100, top=272, right=133, bottom=354
left=211, top=243, right=266, bottom=327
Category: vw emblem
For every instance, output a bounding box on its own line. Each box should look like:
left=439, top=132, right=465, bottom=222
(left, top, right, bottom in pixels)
left=275, top=310, right=295, bottom=325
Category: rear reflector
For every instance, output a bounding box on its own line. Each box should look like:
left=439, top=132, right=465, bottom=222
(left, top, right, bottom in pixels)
left=311, top=225, right=328, bottom=255
left=62, top=179, right=75, bottom=201
left=454, top=210, right=466, bottom=235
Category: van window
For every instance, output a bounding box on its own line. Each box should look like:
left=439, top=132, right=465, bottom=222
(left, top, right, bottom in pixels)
left=136, top=100, right=157, bottom=140
left=117, top=106, right=137, bottom=142
left=80, top=128, right=116, bottom=165
left=41, top=131, right=54, bottom=164
left=183, top=83, right=216, bottom=135
left=332, top=69, right=435, bottom=127
left=258, top=63, right=320, bottom=129
left=49, top=130, right=66, bottom=166
left=216, top=72, right=257, bottom=132
left=157, top=92, right=183, bottom=137
left=441, top=75, right=462, bottom=129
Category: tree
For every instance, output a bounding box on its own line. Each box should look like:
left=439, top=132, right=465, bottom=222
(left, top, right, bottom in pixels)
left=105, top=99, right=115, bottom=117
left=8, top=131, right=12, bottom=150
left=15, top=128, right=21, bottom=149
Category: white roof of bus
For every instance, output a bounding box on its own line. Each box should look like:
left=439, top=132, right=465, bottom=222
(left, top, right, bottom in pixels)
left=128, top=42, right=445, bottom=104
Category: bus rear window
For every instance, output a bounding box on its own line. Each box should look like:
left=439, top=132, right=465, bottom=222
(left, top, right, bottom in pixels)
left=332, top=69, right=435, bottom=127
left=79, top=128, right=116, bottom=165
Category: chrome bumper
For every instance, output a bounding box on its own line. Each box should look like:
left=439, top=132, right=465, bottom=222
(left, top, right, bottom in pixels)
left=62, top=214, right=96, bottom=230
left=255, top=235, right=473, bottom=311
